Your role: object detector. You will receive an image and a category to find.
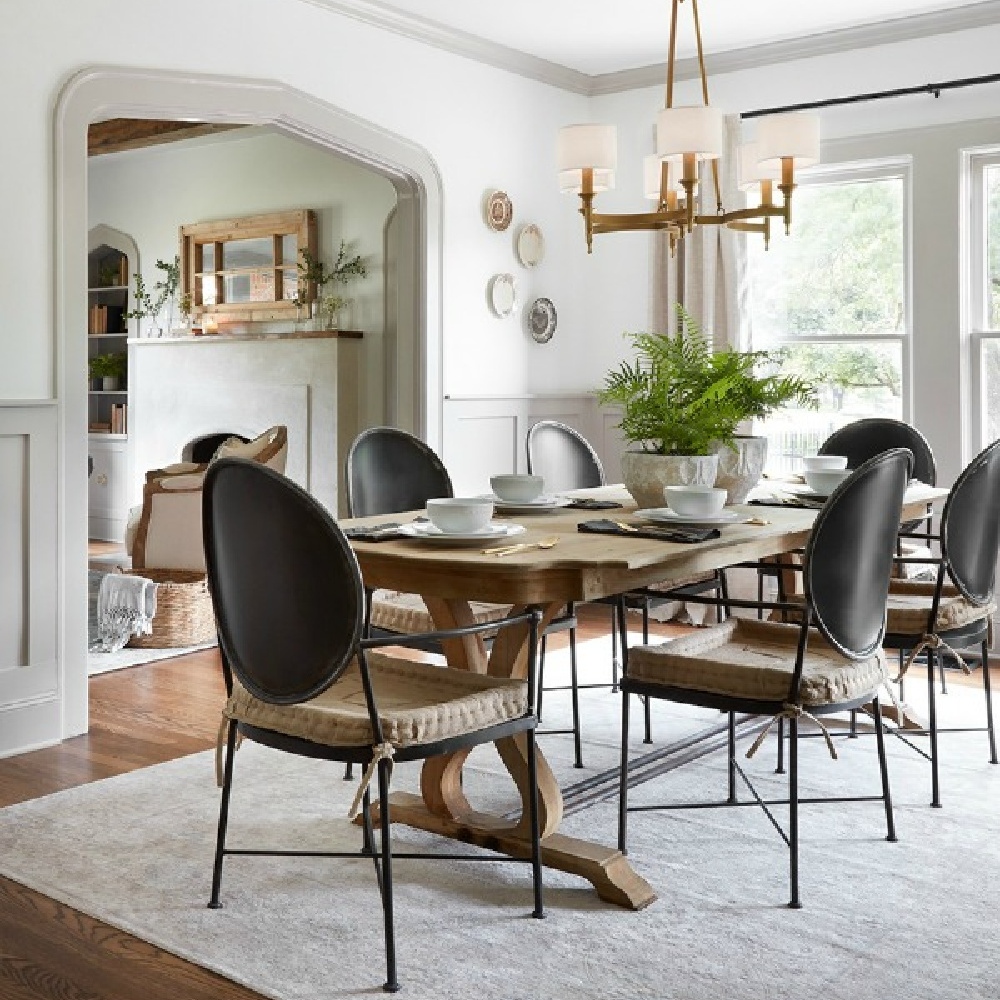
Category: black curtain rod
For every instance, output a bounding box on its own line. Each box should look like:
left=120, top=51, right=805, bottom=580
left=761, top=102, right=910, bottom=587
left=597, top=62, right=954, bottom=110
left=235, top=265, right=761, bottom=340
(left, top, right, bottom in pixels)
left=741, top=71, right=1000, bottom=120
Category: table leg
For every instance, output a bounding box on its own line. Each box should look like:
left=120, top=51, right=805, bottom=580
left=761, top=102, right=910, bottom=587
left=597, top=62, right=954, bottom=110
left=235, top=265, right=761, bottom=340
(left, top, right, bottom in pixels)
left=365, top=596, right=657, bottom=910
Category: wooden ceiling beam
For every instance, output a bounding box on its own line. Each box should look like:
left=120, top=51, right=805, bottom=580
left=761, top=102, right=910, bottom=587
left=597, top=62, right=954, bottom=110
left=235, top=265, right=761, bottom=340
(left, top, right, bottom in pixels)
left=87, top=119, right=245, bottom=157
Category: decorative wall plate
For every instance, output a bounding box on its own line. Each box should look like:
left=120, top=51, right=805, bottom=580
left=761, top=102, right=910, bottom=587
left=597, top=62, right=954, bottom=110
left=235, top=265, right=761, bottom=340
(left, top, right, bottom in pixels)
left=516, top=224, right=545, bottom=267
left=527, top=297, right=557, bottom=343
left=488, top=273, right=517, bottom=317
left=485, top=190, right=513, bottom=232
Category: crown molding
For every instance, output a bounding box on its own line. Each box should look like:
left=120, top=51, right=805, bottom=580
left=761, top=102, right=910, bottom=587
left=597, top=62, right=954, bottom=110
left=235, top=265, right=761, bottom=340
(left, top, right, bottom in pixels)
left=300, top=0, right=592, bottom=94
left=300, top=0, right=1000, bottom=100
left=589, top=1, right=1000, bottom=96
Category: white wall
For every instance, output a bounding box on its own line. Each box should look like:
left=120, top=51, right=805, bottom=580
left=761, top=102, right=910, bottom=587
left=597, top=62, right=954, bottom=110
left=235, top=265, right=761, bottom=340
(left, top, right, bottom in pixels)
left=89, top=129, right=397, bottom=500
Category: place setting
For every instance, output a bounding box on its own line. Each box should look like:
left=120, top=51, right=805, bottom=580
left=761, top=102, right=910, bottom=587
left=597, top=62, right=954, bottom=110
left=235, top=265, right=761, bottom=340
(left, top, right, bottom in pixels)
left=750, top=454, right=850, bottom=509
left=482, top=473, right=574, bottom=514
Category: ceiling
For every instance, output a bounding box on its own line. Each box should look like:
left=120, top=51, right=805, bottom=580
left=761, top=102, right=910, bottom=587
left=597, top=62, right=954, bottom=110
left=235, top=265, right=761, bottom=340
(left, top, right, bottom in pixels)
left=361, top=0, right=997, bottom=76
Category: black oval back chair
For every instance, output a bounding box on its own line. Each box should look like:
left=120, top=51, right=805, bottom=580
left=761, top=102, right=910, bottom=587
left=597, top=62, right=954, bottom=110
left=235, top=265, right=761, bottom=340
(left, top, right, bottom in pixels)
left=619, top=448, right=913, bottom=909
left=203, top=458, right=544, bottom=993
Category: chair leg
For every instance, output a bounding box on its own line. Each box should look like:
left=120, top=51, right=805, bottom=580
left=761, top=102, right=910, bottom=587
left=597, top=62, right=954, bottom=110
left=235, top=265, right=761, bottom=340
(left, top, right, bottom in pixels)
left=775, top=717, right=785, bottom=775
left=536, top=633, right=547, bottom=723
left=849, top=709, right=858, bottom=738
left=610, top=605, right=620, bottom=693
left=939, top=654, right=949, bottom=695
left=983, top=639, right=998, bottom=764
left=872, top=694, right=898, bottom=843
left=898, top=647, right=906, bottom=703
left=927, top=647, right=942, bottom=808
left=525, top=731, right=545, bottom=918
left=208, top=721, right=238, bottom=909
left=718, top=569, right=731, bottom=622
left=377, top=759, right=400, bottom=993
left=642, top=601, right=653, bottom=745
left=568, top=621, right=584, bottom=769
left=727, top=711, right=738, bottom=804
left=344, top=762, right=354, bottom=780
left=788, top=715, right=801, bottom=910
left=618, top=692, right=631, bottom=855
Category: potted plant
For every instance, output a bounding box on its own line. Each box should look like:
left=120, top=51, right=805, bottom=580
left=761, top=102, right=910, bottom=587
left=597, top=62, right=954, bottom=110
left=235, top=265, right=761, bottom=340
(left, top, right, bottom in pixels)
left=88, top=351, right=127, bottom=391
left=297, top=243, right=367, bottom=323
left=599, top=307, right=816, bottom=506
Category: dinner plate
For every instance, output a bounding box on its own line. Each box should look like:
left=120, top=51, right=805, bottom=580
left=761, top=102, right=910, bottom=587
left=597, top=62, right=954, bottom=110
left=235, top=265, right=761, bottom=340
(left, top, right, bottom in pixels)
left=527, top=297, right=557, bottom=343
left=484, top=190, right=513, bottom=232
left=397, top=522, right=526, bottom=546
left=634, top=507, right=742, bottom=526
left=516, top=223, right=545, bottom=267
left=483, top=494, right=572, bottom=514
left=488, top=273, right=517, bottom=317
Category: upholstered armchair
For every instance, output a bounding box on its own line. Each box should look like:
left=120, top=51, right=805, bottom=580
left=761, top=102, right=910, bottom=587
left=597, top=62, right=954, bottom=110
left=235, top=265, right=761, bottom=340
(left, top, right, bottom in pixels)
left=127, top=426, right=288, bottom=572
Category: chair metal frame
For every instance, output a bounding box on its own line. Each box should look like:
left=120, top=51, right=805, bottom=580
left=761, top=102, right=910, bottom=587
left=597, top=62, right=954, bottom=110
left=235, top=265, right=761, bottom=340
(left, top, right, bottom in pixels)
left=882, top=438, right=1000, bottom=807
left=618, top=449, right=913, bottom=908
left=526, top=419, right=729, bottom=760
left=204, top=458, right=545, bottom=994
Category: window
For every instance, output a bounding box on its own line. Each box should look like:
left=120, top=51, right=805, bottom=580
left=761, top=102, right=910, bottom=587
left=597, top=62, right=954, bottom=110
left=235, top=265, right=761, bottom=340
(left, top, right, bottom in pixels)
left=748, top=162, right=910, bottom=475
left=180, top=209, right=316, bottom=323
left=966, top=150, right=1000, bottom=448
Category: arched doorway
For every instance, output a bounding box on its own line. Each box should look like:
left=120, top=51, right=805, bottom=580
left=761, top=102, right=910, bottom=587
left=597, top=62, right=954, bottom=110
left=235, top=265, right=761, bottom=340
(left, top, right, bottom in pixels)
left=55, top=67, right=444, bottom=737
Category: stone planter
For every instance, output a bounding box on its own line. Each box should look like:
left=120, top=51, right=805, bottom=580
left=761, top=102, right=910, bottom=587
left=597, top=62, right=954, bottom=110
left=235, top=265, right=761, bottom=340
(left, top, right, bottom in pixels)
left=101, top=376, right=120, bottom=392
left=711, top=435, right=768, bottom=504
left=620, top=451, right=719, bottom=509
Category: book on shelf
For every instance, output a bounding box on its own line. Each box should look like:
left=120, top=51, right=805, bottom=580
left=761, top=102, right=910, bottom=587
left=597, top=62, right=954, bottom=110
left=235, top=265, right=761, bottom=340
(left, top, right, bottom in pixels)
left=118, top=256, right=128, bottom=286
left=110, top=403, right=128, bottom=435
left=89, top=422, right=111, bottom=433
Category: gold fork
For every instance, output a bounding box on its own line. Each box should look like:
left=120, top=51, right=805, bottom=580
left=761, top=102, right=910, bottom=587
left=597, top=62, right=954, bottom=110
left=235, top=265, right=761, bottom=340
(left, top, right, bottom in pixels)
left=487, top=536, right=560, bottom=557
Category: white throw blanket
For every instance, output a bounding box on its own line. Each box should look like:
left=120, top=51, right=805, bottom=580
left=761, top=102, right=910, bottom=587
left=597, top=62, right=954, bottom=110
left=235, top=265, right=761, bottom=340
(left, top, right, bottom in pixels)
left=92, top=573, right=158, bottom=653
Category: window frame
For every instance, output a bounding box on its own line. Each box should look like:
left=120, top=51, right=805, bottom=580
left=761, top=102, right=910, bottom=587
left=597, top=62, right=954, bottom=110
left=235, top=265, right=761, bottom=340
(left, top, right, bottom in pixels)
left=747, top=156, right=914, bottom=438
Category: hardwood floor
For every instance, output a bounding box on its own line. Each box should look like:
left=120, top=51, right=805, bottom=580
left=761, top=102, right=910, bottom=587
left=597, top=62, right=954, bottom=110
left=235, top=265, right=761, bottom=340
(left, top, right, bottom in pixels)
left=1, top=605, right=995, bottom=1000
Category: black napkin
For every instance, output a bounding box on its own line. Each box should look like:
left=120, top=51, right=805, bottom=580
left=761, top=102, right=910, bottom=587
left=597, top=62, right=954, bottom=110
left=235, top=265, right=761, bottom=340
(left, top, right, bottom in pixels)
left=343, top=522, right=405, bottom=542
left=578, top=518, right=720, bottom=543
left=748, top=497, right=824, bottom=510
left=564, top=498, right=625, bottom=510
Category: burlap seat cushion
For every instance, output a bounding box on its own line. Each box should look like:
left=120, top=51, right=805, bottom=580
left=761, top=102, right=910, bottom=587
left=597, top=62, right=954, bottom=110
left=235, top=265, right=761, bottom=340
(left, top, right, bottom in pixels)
left=369, top=590, right=513, bottom=634
left=645, top=571, right=718, bottom=594
left=885, top=579, right=995, bottom=634
left=627, top=617, right=885, bottom=708
left=224, top=652, right=528, bottom=748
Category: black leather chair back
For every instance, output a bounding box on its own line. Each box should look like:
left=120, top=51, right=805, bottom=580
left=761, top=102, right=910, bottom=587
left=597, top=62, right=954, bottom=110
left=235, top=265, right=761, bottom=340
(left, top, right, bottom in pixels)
left=345, top=427, right=453, bottom=517
left=187, top=432, right=250, bottom=464
left=204, top=458, right=363, bottom=705
left=941, top=439, right=1000, bottom=606
left=526, top=420, right=605, bottom=493
left=804, top=448, right=913, bottom=660
left=820, top=418, right=935, bottom=486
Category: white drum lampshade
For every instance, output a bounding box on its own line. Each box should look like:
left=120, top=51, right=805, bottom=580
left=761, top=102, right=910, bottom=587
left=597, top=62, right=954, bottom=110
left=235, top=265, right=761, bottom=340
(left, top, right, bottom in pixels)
left=656, top=106, right=724, bottom=161
left=643, top=155, right=679, bottom=200
left=557, top=124, right=618, bottom=172
left=737, top=143, right=782, bottom=191
left=559, top=168, right=615, bottom=194
left=757, top=112, right=821, bottom=169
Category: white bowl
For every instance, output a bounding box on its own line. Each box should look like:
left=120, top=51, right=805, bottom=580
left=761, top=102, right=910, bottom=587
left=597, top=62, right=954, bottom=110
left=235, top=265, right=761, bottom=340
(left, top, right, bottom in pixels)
left=804, top=468, right=852, bottom=495
left=803, top=454, right=848, bottom=472
left=426, top=497, right=495, bottom=534
left=664, top=485, right=728, bottom=517
left=490, top=474, right=544, bottom=503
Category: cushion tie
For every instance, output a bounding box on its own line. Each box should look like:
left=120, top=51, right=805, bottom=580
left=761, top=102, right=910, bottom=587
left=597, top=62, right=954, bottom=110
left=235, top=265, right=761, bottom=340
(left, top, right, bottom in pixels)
left=214, top=712, right=244, bottom=788
left=348, top=742, right=396, bottom=819
left=893, top=633, right=971, bottom=683
left=746, top=703, right=838, bottom=761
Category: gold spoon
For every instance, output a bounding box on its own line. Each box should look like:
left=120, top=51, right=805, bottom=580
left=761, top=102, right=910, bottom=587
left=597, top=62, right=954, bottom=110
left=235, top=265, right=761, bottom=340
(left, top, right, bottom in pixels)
left=487, top=536, right=560, bottom=557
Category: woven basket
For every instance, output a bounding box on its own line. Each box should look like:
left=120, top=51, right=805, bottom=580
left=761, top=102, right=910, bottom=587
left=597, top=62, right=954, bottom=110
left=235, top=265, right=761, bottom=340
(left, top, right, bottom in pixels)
left=126, top=569, right=217, bottom=648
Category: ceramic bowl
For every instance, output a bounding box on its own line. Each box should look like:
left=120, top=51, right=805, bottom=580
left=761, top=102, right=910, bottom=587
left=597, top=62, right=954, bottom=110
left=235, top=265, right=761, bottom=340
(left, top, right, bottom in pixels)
left=425, top=497, right=495, bottom=534
left=804, top=468, right=852, bottom=495
left=664, top=485, right=728, bottom=517
left=490, top=474, right=545, bottom=503
left=803, top=454, right=849, bottom=472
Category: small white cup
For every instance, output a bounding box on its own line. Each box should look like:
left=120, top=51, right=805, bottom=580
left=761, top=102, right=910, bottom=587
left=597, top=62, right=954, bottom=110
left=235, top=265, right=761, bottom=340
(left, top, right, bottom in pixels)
left=426, top=497, right=494, bottom=533
left=803, top=454, right=848, bottom=472
left=664, top=485, right=728, bottom=516
left=804, top=468, right=852, bottom=495
left=490, top=474, right=545, bottom=503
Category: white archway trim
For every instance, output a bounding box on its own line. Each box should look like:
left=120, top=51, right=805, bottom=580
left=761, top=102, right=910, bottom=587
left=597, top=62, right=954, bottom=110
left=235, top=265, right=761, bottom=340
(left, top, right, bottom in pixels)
left=55, top=66, right=444, bottom=737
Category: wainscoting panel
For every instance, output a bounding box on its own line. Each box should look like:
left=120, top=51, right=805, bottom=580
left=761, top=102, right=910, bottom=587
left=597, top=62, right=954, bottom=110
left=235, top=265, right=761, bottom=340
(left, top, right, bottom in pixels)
left=0, top=404, right=60, bottom=756
left=442, top=395, right=610, bottom=496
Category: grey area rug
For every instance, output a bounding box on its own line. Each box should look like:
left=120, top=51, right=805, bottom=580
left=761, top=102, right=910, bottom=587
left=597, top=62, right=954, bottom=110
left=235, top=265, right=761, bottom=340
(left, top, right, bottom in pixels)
left=1, top=638, right=998, bottom=1000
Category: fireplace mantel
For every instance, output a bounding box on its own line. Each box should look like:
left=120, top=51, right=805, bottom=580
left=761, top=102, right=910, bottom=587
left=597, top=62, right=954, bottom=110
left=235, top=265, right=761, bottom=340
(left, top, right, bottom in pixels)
left=128, top=333, right=362, bottom=517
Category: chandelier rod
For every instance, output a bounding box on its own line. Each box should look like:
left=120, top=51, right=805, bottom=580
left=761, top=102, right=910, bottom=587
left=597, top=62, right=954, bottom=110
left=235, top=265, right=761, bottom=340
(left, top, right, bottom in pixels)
left=741, top=71, right=1000, bottom=120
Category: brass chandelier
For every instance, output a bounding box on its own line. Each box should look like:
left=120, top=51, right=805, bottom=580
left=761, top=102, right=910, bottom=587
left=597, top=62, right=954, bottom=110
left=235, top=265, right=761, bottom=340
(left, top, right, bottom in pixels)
left=558, top=0, right=821, bottom=253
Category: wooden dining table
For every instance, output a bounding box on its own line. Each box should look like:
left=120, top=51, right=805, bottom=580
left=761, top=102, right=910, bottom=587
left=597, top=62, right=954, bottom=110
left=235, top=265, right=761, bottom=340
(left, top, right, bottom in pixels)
left=346, top=482, right=946, bottom=910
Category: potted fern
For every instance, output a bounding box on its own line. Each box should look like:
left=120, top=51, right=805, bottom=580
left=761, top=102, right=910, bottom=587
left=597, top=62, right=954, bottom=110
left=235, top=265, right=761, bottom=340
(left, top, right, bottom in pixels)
left=599, top=308, right=816, bottom=506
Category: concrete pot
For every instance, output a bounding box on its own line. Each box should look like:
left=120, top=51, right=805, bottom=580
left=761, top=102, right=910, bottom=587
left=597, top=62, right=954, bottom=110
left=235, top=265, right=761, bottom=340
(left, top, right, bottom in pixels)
left=620, top=451, right=719, bottom=509
left=711, top=435, right=768, bottom=504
